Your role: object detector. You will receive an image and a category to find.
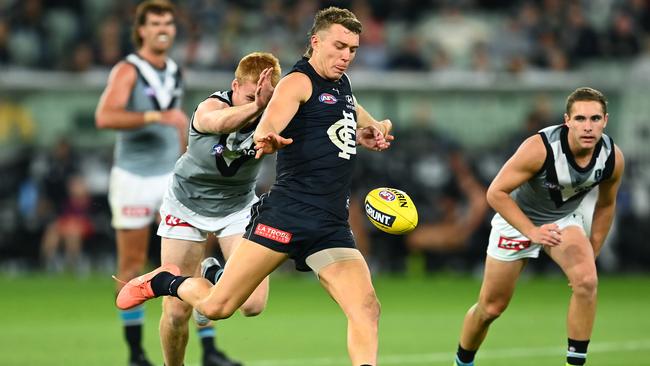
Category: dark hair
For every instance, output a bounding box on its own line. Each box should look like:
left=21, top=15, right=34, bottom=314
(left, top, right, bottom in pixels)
left=131, top=0, right=175, bottom=49
left=566, top=87, right=608, bottom=116
left=304, top=7, right=362, bottom=57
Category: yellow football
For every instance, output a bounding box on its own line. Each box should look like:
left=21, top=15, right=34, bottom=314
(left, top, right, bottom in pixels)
left=364, top=187, right=418, bottom=235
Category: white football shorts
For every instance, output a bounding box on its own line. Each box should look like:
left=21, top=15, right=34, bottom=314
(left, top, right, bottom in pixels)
left=157, top=186, right=257, bottom=242
left=487, top=209, right=588, bottom=262
left=108, top=167, right=171, bottom=229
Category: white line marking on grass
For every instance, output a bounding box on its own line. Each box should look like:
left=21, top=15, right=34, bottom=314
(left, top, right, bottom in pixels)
left=238, top=339, right=650, bottom=366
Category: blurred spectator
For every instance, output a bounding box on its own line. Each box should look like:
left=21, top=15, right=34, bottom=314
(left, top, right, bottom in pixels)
left=350, top=0, right=388, bottom=70
left=562, top=3, right=602, bottom=65
left=418, top=3, right=491, bottom=69
left=0, top=96, right=35, bottom=151
left=0, top=18, right=10, bottom=65
left=504, top=95, right=555, bottom=154
left=531, top=28, right=570, bottom=70
left=0, top=0, right=648, bottom=73
left=627, top=0, right=650, bottom=33
left=34, top=138, right=80, bottom=219
left=66, top=40, right=95, bottom=72
left=387, top=32, right=429, bottom=71
left=94, top=15, right=128, bottom=68
left=471, top=41, right=491, bottom=72
left=7, top=0, right=50, bottom=68
left=604, top=10, right=642, bottom=58
left=40, top=175, right=93, bottom=274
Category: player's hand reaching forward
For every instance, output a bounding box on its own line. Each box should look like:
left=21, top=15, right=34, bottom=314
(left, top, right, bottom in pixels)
left=255, top=67, right=275, bottom=110
left=254, top=132, right=293, bottom=159
left=527, top=223, right=562, bottom=246
left=357, top=119, right=394, bottom=151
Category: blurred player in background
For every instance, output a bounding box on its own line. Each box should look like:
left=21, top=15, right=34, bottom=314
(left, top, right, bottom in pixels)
left=115, top=7, right=393, bottom=366
left=155, top=52, right=281, bottom=366
left=453, top=87, right=624, bottom=366
left=95, top=1, right=236, bottom=365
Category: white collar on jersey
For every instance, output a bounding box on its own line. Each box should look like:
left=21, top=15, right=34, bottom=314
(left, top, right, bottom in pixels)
left=126, top=53, right=179, bottom=109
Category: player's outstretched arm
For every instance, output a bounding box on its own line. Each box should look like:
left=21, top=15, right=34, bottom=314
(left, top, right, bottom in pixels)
left=195, top=68, right=276, bottom=134
left=487, top=135, right=561, bottom=246
left=253, top=73, right=310, bottom=158
left=590, top=145, right=625, bottom=256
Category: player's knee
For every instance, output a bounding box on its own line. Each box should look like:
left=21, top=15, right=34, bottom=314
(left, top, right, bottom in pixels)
left=367, top=293, right=381, bottom=323
left=201, top=299, right=237, bottom=320
left=571, top=272, right=598, bottom=299
left=350, top=291, right=381, bottom=325
left=162, top=301, right=192, bottom=327
left=479, top=301, right=508, bottom=322
left=239, top=299, right=266, bottom=317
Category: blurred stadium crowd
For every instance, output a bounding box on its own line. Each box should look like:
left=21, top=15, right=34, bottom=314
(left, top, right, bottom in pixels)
left=1, top=0, right=650, bottom=275
left=2, top=0, right=650, bottom=72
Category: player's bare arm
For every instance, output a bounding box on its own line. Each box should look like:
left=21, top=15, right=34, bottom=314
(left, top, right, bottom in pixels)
left=195, top=68, right=275, bottom=134
left=590, top=145, right=625, bottom=256
left=487, top=135, right=561, bottom=246
left=96, top=61, right=187, bottom=130
left=253, top=72, right=310, bottom=158
left=355, top=103, right=393, bottom=151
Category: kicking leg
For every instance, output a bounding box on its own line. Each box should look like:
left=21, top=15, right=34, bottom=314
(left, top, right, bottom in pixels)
left=178, top=238, right=286, bottom=319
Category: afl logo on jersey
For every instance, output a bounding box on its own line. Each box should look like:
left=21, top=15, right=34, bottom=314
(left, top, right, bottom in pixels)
left=319, top=93, right=338, bottom=104
left=211, top=144, right=224, bottom=156
left=144, top=86, right=156, bottom=97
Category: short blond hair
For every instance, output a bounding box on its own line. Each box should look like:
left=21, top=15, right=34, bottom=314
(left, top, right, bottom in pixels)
left=235, top=52, right=282, bottom=87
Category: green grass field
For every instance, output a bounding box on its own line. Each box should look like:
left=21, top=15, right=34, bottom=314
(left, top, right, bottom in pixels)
left=1, top=272, right=648, bottom=366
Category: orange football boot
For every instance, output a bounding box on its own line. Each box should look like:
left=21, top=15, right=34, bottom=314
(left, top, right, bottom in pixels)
left=113, top=263, right=181, bottom=310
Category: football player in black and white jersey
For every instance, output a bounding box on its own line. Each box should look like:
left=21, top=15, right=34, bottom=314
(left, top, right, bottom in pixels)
left=154, top=52, right=280, bottom=366
left=115, top=7, right=392, bottom=366
left=96, top=2, right=188, bottom=366
left=99, top=2, right=253, bottom=365
left=453, top=87, right=624, bottom=366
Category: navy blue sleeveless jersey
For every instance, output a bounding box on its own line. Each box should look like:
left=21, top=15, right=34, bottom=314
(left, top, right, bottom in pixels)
left=272, top=58, right=358, bottom=221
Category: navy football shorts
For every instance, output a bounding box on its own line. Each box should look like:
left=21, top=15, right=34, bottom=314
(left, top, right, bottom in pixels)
left=244, top=191, right=356, bottom=271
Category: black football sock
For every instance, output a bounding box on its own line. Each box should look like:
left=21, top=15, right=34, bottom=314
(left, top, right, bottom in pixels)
left=204, top=266, right=223, bottom=285
left=150, top=272, right=188, bottom=298
left=456, top=344, right=477, bottom=364
left=124, top=324, right=145, bottom=360
left=567, top=338, right=589, bottom=365
left=198, top=326, right=217, bottom=353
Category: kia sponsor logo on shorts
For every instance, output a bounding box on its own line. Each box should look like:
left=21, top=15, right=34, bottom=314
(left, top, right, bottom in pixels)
left=498, top=236, right=531, bottom=251
left=122, top=206, right=151, bottom=217
left=319, top=93, right=337, bottom=104
left=164, top=214, right=193, bottom=227
left=254, top=223, right=292, bottom=244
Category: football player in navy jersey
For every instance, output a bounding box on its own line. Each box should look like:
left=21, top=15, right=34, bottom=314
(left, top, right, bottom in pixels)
left=115, top=7, right=392, bottom=366
left=452, top=87, right=624, bottom=366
